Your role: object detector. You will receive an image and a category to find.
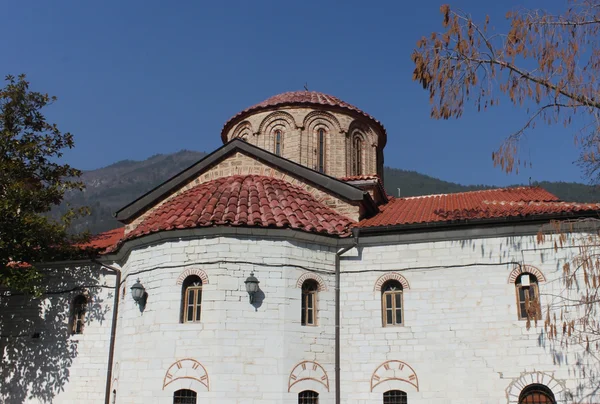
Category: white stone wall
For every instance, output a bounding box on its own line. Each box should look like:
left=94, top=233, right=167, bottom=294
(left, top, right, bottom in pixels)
left=3, top=229, right=599, bottom=403
left=340, top=231, right=591, bottom=404
left=0, top=264, right=116, bottom=403
left=112, top=236, right=337, bottom=404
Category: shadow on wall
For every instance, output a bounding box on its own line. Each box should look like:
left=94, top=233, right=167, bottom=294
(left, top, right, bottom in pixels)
left=251, top=288, right=265, bottom=311
left=0, top=264, right=112, bottom=403
left=457, top=231, right=600, bottom=401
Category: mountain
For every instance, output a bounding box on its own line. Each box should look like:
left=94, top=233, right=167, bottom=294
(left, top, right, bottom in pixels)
left=61, top=151, right=600, bottom=234
left=61, top=150, right=207, bottom=233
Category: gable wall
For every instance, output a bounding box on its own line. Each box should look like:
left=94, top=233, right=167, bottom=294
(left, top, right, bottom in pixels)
left=124, top=152, right=361, bottom=236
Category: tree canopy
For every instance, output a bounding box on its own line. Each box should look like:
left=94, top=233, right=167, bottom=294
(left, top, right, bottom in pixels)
left=0, top=74, right=89, bottom=292
left=412, top=1, right=600, bottom=181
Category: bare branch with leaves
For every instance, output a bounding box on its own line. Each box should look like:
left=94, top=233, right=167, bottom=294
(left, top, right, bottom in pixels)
left=412, top=1, right=600, bottom=180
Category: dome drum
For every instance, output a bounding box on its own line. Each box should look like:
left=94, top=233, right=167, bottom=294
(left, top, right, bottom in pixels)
left=221, top=91, right=386, bottom=180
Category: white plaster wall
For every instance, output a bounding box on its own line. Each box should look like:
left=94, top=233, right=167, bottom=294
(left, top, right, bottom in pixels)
left=112, top=236, right=337, bottom=404
left=0, top=264, right=116, bottom=404
left=339, top=232, right=591, bottom=404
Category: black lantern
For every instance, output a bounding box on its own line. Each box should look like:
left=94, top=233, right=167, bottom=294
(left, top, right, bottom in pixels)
left=130, top=279, right=146, bottom=304
left=244, top=272, right=260, bottom=303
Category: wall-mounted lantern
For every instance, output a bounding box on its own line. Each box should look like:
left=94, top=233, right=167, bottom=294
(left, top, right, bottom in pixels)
left=244, top=272, right=260, bottom=304
left=130, top=279, right=146, bottom=305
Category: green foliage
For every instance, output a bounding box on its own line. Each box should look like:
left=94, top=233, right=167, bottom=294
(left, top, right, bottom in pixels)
left=0, top=74, right=89, bottom=292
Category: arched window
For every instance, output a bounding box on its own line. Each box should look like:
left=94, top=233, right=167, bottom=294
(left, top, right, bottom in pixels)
left=301, top=279, right=318, bottom=326
left=173, top=389, right=197, bottom=404
left=274, top=130, right=282, bottom=156
left=519, top=384, right=556, bottom=403
left=298, top=390, right=319, bottom=404
left=71, top=295, right=87, bottom=334
left=383, top=390, right=407, bottom=404
left=181, top=275, right=202, bottom=323
left=516, top=273, right=541, bottom=321
left=317, top=129, right=325, bottom=173
left=382, top=280, right=403, bottom=327
left=352, top=136, right=362, bottom=175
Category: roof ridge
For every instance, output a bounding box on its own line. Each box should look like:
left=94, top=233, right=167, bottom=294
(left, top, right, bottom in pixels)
left=399, top=186, right=556, bottom=200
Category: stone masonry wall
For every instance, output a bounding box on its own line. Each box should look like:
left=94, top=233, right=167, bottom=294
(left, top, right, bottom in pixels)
left=223, top=107, right=383, bottom=179
left=0, top=264, right=116, bottom=403
left=3, top=229, right=597, bottom=403
left=111, top=236, right=337, bottom=404
left=339, top=232, right=592, bottom=404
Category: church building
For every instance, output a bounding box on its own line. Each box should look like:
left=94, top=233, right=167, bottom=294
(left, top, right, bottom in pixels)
left=2, top=91, right=600, bottom=404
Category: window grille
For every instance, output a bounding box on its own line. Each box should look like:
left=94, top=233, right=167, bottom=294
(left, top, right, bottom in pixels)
left=383, top=390, right=407, bottom=404
left=298, top=390, right=318, bottom=404
left=173, top=389, right=197, bottom=404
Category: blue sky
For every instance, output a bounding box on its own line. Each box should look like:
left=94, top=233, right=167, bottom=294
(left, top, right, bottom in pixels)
left=1, top=0, right=580, bottom=186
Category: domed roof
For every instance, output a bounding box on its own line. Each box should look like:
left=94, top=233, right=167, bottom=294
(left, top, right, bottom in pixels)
left=221, top=91, right=386, bottom=144
left=125, top=174, right=354, bottom=240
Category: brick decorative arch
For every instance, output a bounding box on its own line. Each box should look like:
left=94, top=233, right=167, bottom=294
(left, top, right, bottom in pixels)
left=232, top=120, right=254, bottom=140
left=508, top=264, right=546, bottom=284
left=370, top=360, right=419, bottom=392
left=296, top=272, right=327, bottom=291
left=163, top=359, right=209, bottom=392
left=176, top=268, right=209, bottom=286
left=505, top=371, right=567, bottom=404
left=374, top=273, right=410, bottom=291
left=288, top=361, right=330, bottom=392
left=258, top=111, right=297, bottom=135
left=303, top=111, right=342, bottom=133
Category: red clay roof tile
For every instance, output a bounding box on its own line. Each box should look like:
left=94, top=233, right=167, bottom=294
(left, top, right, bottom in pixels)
left=79, top=227, right=125, bottom=253
left=84, top=186, right=600, bottom=255
left=126, top=175, right=354, bottom=240
left=358, top=187, right=600, bottom=228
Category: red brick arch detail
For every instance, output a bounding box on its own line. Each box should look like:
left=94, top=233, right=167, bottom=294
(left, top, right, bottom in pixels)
left=258, top=111, right=297, bottom=134
left=232, top=120, right=254, bottom=139
left=176, top=268, right=209, bottom=286
left=296, top=272, right=327, bottom=292
left=374, top=272, right=410, bottom=291
left=508, top=265, right=546, bottom=284
left=303, top=111, right=342, bottom=133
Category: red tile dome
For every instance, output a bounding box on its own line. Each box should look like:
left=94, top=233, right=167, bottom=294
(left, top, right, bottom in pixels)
left=221, top=91, right=386, bottom=145
left=126, top=174, right=354, bottom=240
